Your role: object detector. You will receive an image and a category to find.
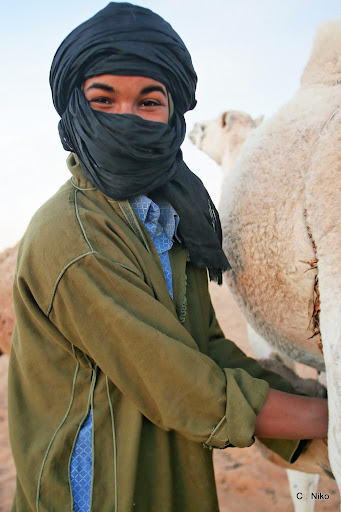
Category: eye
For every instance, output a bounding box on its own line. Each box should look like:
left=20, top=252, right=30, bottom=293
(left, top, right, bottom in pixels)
left=140, top=99, right=161, bottom=108
left=89, top=96, right=112, bottom=105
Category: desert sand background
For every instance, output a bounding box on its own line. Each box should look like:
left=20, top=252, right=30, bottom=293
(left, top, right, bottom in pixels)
left=0, top=245, right=339, bottom=511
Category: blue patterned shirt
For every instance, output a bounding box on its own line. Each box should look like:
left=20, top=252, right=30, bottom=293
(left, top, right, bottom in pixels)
left=130, top=194, right=179, bottom=298
left=70, top=195, right=179, bottom=512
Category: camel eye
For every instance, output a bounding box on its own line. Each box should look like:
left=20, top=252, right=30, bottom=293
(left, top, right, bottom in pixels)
left=221, top=112, right=227, bottom=128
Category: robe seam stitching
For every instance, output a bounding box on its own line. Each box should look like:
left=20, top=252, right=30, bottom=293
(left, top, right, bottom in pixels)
left=118, top=201, right=152, bottom=253
left=89, top=366, right=97, bottom=511
left=46, top=252, right=98, bottom=317
left=106, top=376, right=118, bottom=512
left=36, top=345, right=79, bottom=512
left=74, top=189, right=95, bottom=251
left=68, top=359, right=97, bottom=512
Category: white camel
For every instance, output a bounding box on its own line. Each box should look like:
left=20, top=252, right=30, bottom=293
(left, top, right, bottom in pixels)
left=190, top=18, right=341, bottom=511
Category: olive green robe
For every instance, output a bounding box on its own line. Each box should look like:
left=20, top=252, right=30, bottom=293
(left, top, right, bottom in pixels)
left=8, top=154, right=304, bottom=511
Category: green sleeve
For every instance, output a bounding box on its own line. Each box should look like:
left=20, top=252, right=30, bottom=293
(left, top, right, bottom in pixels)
left=207, top=298, right=309, bottom=462
left=48, top=251, right=269, bottom=449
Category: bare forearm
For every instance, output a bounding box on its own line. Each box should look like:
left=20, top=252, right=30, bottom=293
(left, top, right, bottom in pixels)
left=254, top=388, right=328, bottom=439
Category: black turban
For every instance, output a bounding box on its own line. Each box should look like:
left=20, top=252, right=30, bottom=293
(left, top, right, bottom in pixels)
left=50, top=2, right=230, bottom=282
left=50, top=3, right=197, bottom=117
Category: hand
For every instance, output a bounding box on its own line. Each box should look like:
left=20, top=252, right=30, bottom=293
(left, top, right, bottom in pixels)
left=257, top=354, right=327, bottom=398
left=256, top=438, right=333, bottom=479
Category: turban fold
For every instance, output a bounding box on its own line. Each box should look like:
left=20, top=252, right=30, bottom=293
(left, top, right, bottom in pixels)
left=50, top=2, right=230, bottom=282
left=50, top=2, right=197, bottom=116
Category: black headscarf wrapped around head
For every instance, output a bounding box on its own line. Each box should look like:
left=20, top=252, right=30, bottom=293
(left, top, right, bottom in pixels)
left=50, top=2, right=231, bottom=282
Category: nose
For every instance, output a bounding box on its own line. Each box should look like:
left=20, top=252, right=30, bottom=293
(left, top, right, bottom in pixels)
left=114, top=102, right=135, bottom=115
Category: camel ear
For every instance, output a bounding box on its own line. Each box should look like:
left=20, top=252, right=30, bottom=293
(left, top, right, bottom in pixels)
left=254, top=115, right=264, bottom=128
left=222, top=111, right=235, bottom=130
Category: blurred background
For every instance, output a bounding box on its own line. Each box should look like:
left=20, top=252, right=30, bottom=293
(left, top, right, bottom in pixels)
left=1, top=0, right=341, bottom=251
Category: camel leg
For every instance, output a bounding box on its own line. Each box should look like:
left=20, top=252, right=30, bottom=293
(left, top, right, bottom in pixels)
left=317, top=251, right=341, bottom=488
left=319, top=298, right=341, bottom=489
left=287, top=470, right=319, bottom=512
left=304, top=106, right=341, bottom=492
left=312, top=224, right=341, bottom=488
left=246, top=323, right=321, bottom=512
left=246, top=323, right=296, bottom=370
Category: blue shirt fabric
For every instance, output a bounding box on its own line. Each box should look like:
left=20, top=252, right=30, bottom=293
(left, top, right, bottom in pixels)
left=70, top=195, right=179, bottom=512
left=70, top=410, right=93, bottom=512
left=129, top=194, right=179, bottom=298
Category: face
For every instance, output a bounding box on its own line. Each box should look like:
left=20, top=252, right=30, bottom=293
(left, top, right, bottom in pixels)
left=83, top=75, right=169, bottom=123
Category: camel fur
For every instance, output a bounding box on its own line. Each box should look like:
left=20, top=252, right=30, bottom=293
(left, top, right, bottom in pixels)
left=190, top=18, right=341, bottom=499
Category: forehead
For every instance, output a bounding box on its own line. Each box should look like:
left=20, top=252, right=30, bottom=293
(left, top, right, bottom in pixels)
left=83, top=74, right=167, bottom=92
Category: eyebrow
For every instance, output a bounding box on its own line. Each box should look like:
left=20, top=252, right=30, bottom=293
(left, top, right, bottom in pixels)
left=85, top=83, right=115, bottom=93
left=139, top=85, right=167, bottom=98
left=85, top=82, right=167, bottom=97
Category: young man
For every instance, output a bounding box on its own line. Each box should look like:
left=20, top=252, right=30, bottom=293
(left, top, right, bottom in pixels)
left=8, top=3, right=328, bottom=511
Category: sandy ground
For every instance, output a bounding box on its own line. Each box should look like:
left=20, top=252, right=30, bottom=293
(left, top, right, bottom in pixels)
left=0, top=355, right=16, bottom=512
left=0, top=246, right=16, bottom=356
left=0, top=279, right=339, bottom=511
left=209, top=282, right=340, bottom=511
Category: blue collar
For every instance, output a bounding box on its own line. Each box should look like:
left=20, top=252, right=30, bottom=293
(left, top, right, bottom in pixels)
left=130, top=195, right=179, bottom=243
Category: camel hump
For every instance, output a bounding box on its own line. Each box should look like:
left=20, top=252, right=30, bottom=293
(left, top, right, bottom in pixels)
left=301, top=19, right=341, bottom=87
